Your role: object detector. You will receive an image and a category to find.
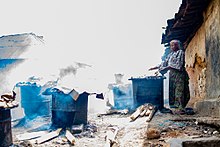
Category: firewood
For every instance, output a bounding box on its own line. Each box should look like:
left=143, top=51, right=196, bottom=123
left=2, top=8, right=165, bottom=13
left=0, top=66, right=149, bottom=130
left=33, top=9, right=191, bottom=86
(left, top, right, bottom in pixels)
left=98, top=109, right=129, bottom=117
left=11, top=100, right=19, bottom=107
left=104, top=127, right=119, bottom=147
left=140, top=109, right=147, bottom=117
left=35, top=128, right=62, bottom=144
left=1, top=91, right=16, bottom=101
left=1, top=96, right=10, bottom=102
left=130, top=105, right=146, bottom=121
left=16, top=131, right=47, bottom=141
left=148, top=105, right=154, bottom=110
left=65, top=130, right=76, bottom=145
left=145, top=109, right=151, bottom=116
left=146, top=107, right=157, bottom=122
left=118, top=109, right=129, bottom=114
left=0, top=91, right=18, bottom=108
left=6, top=102, right=13, bottom=108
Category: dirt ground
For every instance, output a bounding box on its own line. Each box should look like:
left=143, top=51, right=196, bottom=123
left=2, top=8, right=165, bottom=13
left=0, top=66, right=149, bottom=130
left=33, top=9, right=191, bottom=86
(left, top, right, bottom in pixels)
left=11, top=109, right=220, bottom=147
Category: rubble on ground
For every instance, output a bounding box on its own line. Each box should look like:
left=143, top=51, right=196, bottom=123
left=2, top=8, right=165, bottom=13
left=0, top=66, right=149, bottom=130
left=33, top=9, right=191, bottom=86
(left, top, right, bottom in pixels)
left=11, top=105, right=220, bottom=147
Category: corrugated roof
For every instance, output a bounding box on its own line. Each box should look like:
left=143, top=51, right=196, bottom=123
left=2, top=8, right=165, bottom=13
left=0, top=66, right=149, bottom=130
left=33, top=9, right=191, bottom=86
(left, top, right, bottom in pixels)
left=0, top=33, right=44, bottom=59
left=161, top=0, right=211, bottom=48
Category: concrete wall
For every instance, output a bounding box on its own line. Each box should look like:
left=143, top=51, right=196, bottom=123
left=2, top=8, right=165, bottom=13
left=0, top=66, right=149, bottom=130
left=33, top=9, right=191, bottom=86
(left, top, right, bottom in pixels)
left=204, top=0, right=220, bottom=99
left=185, top=23, right=207, bottom=106
left=185, top=0, right=220, bottom=116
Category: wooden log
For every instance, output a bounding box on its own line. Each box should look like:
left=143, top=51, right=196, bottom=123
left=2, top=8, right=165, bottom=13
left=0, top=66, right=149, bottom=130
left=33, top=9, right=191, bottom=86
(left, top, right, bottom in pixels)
left=145, top=109, right=151, bottom=116
left=1, top=92, right=16, bottom=102
left=145, top=104, right=154, bottom=116
left=130, top=105, right=146, bottom=121
left=104, top=127, right=119, bottom=147
left=98, top=109, right=129, bottom=117
left=35, top=128, right=62, bottom=144
left=65, top=130, right=76, bottom=145
left=16, top=131, right=47, bottom=141
left=11, top=100, right=19, bottom=107
left=140, top=109, right=147, bottom=117
left=146, top=106, right=157, bottom=122
left=148, top=105, right=154, bottom=110
left=5, top=102, right=13, bottom=108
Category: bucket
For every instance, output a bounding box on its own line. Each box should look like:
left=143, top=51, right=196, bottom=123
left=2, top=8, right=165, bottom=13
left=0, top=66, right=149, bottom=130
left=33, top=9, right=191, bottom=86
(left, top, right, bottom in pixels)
left=51, top=91, right=88, bottom=128
left=19, top=84, right=51, bottom=119
left=0, top=109, right=12, bottom=147
left=129, top=76, right=165, bottom=110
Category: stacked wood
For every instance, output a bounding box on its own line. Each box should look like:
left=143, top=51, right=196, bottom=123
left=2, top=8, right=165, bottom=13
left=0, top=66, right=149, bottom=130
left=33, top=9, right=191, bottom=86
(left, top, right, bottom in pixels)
left=130, top=103, right=157, bottom=122
left=139, top=109, right=147, bottom=117
left=0, top=91, right=19, bottom=108
left=130, top=105, right=147, bottom=121
left=145, top=104, right=157, bottom=122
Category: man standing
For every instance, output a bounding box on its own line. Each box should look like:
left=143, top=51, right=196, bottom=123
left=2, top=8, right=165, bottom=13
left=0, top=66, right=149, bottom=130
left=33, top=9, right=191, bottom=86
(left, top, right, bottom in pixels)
left=149, top=40, right=190, bottom=114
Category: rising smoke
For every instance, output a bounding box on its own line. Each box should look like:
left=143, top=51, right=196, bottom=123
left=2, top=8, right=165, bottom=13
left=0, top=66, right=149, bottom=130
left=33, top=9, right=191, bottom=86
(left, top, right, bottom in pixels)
left=59, top=62, right=91, bottom=78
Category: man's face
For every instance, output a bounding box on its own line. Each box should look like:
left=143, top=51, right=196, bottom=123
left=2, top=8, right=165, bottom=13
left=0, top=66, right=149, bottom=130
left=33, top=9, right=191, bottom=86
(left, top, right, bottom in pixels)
left=170, top=41, right=178, bottom=51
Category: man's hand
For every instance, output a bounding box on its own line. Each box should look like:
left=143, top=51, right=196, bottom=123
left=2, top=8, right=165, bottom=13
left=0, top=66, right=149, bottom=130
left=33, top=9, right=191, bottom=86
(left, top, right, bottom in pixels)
left=159, top=66, right=170, bottom=74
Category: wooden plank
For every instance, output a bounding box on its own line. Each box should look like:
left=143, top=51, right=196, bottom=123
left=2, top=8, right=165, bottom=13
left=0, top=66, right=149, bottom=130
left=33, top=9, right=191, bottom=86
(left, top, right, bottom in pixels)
left=104, top=127, right=119, bottom=147
left=130, top=105, right=146, bottom=121
left=139, top=109, right=147, bottom=117
left=16, top=131, right=47, bottom=141
left=145, top=109, right=151, bottom=116
left=98, top=109, right=129, bottom=117
left=146, top=106, right=157, bottom=122
left=35, top=128, right=62, bottom=144
left=65, top=130, right=76, bottom=145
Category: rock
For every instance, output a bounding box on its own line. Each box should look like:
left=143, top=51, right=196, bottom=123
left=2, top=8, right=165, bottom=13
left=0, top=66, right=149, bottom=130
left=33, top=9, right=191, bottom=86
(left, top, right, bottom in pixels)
left=146, top=128, right=160, bottom=139
left=19, top=140, right=33, bottom=147
left=213, top=131, right=219, bottom=135
left=161, top=132, right=166, bottom=136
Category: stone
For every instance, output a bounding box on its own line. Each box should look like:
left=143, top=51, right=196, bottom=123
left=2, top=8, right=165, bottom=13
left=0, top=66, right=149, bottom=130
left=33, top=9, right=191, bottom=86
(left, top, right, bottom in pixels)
left=146, top=128, right=160, bottom=139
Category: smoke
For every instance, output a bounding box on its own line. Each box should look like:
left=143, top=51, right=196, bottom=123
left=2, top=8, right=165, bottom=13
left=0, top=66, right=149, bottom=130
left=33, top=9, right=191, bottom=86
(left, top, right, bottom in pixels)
left=59, top=65, right=77, bottom=78
left=59, top=62, right=92, bottom=78
left=75, top=62, right=92, bottom=68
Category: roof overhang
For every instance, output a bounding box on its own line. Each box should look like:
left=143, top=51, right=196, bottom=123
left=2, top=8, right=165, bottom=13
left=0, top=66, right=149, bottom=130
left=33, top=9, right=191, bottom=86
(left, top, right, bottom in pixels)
left=161, top=0, right=211, bottom=48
